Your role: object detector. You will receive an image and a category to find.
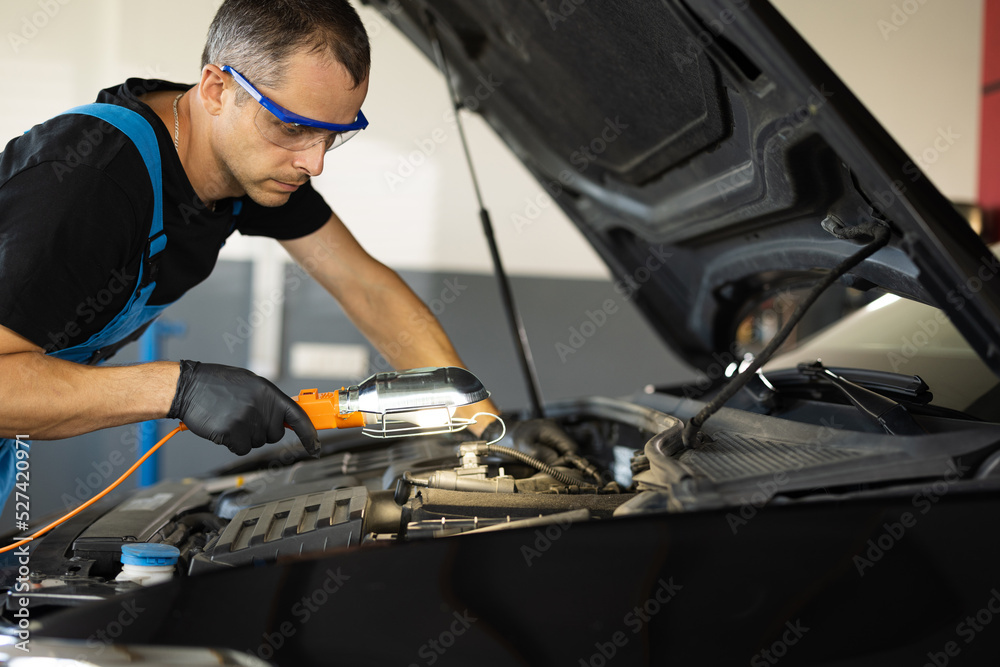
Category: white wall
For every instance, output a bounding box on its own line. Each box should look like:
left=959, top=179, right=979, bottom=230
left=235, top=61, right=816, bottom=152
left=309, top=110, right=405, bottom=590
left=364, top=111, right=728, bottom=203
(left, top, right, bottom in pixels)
left=0, top=0, right=983, bottom=279
left=0, top=1, right=216, bottom=125
left=771, top=0, right=983, bottom=203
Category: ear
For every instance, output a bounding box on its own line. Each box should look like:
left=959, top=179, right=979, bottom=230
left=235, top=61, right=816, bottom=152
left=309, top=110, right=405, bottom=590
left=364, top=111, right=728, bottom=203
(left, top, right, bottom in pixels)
left=199, top=64, right=227, bottom=116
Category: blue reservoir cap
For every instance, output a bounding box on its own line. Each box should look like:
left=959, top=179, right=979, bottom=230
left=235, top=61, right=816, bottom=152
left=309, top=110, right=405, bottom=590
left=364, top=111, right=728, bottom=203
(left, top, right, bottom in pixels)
left=121, top=543, right=180, bottom=566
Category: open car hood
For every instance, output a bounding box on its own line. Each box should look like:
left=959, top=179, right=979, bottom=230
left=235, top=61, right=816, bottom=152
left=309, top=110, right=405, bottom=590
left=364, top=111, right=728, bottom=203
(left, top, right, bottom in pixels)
left=364, top=0, right=1000, bottom=377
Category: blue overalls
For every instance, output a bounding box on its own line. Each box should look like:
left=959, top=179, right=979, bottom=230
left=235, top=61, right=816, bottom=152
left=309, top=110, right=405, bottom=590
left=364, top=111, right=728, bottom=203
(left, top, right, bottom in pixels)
left=0, top=103, right=174, bottom=513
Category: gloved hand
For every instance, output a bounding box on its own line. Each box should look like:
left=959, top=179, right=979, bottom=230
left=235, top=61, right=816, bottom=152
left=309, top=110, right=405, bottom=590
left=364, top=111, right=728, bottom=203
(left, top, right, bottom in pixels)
left=167, top=360, right=320, bottom=457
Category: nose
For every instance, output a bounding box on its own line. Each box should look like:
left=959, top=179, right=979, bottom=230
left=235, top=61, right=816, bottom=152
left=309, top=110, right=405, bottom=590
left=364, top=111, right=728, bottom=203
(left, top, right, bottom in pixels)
left=291, top=140, right=326, bottom=177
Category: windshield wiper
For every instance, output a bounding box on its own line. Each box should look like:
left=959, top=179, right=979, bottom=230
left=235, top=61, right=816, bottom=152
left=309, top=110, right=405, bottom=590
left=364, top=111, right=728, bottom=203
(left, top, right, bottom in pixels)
left=760, top=365, right=932, bottom=403
left=795, top=361, right=927, bottom=435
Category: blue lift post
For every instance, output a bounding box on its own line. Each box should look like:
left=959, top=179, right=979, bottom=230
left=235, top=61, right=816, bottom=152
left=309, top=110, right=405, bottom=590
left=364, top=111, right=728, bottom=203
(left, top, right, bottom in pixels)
left=137, top=320, right=186, bottom=487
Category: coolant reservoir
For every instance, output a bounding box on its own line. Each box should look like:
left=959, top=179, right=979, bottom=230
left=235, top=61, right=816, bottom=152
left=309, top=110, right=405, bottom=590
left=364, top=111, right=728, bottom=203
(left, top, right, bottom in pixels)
left=115, top=543, right=179, bottom=586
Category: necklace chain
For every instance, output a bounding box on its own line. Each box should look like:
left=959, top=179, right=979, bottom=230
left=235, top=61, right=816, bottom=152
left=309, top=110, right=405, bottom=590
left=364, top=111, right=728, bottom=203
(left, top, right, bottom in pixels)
left=172, top=92, right=184, bottom=150
left=171, top=90, right=214, bottom=211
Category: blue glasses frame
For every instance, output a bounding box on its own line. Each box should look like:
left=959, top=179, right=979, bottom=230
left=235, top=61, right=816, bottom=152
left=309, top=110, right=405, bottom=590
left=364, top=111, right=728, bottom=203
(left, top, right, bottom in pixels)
left=222, top=65, right=369, bottom=133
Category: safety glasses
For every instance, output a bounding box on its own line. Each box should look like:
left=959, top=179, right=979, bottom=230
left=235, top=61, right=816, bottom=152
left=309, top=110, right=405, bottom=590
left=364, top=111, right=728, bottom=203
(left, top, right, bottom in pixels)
left=222, top=65, right=368, bottom=152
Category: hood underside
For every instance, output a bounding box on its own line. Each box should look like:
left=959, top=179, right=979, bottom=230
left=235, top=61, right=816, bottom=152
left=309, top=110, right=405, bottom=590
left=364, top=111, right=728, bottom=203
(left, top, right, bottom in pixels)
left=363, top=0, right=1000, bottom=377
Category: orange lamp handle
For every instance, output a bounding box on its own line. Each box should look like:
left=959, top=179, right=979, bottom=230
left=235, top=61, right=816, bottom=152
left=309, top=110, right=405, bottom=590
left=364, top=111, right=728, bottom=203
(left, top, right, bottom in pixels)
left=293, top=388, right=366, bottom=430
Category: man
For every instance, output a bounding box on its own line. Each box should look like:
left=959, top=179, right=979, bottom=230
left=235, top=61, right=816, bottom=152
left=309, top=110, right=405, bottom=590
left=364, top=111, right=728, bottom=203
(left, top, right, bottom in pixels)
left=0, top=0, right=497, bottom=507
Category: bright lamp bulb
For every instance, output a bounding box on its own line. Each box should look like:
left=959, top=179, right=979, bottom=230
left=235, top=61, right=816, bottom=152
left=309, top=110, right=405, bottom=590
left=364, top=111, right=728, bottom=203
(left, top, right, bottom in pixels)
left=389, top=405, right=456, bottom=429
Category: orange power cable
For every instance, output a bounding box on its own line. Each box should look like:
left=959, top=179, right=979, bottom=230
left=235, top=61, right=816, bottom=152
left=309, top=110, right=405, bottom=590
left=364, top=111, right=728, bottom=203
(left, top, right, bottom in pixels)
left=0, top=424, right=188, bottom=555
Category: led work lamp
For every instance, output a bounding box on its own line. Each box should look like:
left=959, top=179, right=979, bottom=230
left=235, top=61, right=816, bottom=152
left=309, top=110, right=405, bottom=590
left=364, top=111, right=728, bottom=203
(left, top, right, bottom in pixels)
left=293, top=366, right=496, bottom=438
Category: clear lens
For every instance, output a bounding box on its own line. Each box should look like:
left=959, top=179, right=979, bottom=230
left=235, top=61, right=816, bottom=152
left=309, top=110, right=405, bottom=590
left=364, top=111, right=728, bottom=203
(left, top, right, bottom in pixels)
left=253, top=106, right=358, bottom=152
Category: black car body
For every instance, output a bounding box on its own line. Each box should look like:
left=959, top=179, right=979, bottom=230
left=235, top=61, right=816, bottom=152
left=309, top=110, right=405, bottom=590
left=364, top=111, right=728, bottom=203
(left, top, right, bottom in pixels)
left=5, top=1, right=1000, bottom=665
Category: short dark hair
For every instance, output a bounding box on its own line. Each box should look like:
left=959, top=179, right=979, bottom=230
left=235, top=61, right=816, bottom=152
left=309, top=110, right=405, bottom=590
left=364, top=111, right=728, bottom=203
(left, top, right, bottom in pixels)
left=201, top=0, right=370, bottom=94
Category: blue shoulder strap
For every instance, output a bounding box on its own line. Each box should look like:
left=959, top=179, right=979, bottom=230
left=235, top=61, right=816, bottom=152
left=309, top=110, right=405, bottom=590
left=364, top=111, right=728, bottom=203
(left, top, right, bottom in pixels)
left=60, top=104, right=166, bottom=257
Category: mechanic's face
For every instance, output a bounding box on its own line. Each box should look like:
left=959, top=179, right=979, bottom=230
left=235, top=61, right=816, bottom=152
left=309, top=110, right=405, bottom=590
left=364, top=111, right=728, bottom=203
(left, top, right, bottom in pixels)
left=217, top=49, right=369, bottom=207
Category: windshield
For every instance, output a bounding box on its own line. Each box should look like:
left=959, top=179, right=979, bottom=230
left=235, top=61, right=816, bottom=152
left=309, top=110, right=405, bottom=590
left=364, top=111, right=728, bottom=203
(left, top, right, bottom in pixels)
left=763, top=293, right=999, bottom=416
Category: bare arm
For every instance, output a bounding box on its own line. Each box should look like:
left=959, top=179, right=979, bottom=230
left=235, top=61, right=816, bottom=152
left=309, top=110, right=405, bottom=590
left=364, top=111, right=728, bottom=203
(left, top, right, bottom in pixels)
left=0, top=324, right=180, bottom=440
left=280, top=213, right=500, bottom=432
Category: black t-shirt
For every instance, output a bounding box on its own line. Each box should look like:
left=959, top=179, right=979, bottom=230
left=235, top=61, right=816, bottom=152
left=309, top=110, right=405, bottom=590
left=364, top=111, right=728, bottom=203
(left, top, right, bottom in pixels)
left=0, top=78, right=332, bottom=354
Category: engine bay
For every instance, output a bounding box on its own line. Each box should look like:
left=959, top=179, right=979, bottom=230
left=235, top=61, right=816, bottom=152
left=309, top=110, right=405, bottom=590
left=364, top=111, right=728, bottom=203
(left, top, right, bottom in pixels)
left=3, top=385, right=1000, bottom=623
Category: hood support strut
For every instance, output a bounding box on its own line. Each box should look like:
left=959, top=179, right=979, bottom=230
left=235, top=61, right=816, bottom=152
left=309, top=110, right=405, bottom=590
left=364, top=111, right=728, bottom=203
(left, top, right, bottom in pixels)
left=425, top=12, right=545, bottom=419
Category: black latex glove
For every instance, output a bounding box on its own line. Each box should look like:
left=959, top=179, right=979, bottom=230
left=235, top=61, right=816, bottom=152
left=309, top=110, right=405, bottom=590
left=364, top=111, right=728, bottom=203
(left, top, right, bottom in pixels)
left=167, top=360, right=320, bottom=457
